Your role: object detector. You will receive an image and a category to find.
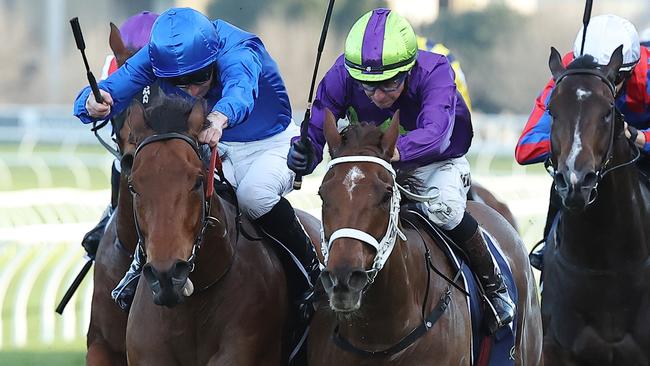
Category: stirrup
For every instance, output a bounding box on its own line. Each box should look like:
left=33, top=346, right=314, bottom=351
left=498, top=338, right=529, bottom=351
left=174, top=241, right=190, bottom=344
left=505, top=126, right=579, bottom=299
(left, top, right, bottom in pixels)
left=81, top=206, right=113, bottom=259
left=483, top=286, right=515, bottom=334
left=529, top=240, right=545, bottom=271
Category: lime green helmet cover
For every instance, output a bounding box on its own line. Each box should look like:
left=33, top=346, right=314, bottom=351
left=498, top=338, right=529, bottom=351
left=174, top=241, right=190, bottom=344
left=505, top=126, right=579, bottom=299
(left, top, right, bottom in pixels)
left=345, top=8, right=418, bottom=82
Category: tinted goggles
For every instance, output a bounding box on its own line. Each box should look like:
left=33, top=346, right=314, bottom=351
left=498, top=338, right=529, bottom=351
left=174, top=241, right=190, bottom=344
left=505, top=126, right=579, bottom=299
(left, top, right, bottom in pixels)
left=166, top=64, right=214, bottom=87
left=358, top=72, right=408, bottom=93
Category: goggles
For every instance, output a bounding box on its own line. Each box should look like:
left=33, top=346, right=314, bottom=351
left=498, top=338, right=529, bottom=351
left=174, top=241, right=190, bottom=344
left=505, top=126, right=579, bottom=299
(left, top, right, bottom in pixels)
left=166, top=64, right=213, bottom=88
left=358, top=72, right=408, bottom=93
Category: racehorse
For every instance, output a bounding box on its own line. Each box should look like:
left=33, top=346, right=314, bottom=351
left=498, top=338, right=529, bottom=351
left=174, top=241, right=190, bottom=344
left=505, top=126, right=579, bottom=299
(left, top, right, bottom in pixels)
left=85, top=23, right=145, bottom=366
left=541, top=46, right=650, bottom=365
left=308, top=110, right=542, bottom=365
left=470, top=181, right=518, bottom=233
left=123, top=96, right=311, bottom=365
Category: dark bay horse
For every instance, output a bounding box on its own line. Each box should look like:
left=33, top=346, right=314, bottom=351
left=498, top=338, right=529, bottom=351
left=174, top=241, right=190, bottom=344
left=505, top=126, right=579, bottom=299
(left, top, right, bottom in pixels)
left=85, top=23, right=147, bottom=366
left=308, top=110, right=542, bottom=365
left=123, top=97, right=303, bottom=365
left=542, top=46, right=650, bottom=365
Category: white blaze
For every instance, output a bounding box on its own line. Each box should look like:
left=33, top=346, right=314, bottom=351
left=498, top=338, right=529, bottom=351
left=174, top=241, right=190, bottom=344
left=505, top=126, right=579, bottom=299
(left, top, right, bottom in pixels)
left=343, top=166, right=365, bottom=200
left=576, top=88, right=592, bottom=101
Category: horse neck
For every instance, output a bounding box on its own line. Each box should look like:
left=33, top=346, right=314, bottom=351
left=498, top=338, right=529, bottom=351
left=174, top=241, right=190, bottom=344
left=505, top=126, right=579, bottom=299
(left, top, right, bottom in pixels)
left=116, top=173, right=137, bottom=253
left=189, top=195, right=236, bottom=290
left=340, top=231, right=427, bottom=345
left=561, top=140, right=650, bottom=265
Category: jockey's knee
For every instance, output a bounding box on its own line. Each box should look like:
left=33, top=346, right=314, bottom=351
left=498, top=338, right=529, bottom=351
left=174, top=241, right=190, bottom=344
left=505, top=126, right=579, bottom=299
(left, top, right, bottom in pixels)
left=425, top=196, right=466, bottom=231
left=236, top=182, right=280, bottom=220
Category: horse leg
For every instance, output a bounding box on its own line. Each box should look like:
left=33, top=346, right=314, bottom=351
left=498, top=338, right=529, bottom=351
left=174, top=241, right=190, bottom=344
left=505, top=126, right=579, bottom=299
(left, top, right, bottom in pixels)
left=87, top=340, right=127, bottom=366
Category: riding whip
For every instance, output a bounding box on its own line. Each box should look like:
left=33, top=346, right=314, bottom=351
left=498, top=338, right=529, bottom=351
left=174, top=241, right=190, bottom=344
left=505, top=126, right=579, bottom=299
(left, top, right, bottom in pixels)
left=579, top=0, right=594, bottom=56
left=293, top=0, right=336, bottom=190
left=56, top=257, right=93, bottom=314
left=70, top=17, right=103, bottom=103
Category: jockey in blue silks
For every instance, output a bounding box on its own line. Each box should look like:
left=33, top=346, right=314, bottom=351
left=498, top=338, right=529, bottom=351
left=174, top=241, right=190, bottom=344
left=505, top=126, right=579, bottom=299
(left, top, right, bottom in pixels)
left=73, top=7, right=319, bottom=311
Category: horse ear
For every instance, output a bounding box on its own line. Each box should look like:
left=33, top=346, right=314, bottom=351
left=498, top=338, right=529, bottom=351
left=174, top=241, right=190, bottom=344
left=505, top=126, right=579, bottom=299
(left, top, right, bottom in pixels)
left=381, top=110, right=400, bottom=158
left=549, top=47, right=566, bottom=81
left=323, top=107, right=341, bottom=151
left=188, top=99, right=206, bottom=137
left=127, top=100, right=152, bottom=145
left=109, top=22, right=129, bottom=67
left=604, top=45, right=624, bottom=83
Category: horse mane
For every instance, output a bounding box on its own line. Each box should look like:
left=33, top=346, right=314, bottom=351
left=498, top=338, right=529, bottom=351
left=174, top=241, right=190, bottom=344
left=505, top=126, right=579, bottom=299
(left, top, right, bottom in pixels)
left=567, top=54, right=600, bottom=70
left=337, top=122, right=425, bottom=197
left=143, top=95, right=210, bottom=134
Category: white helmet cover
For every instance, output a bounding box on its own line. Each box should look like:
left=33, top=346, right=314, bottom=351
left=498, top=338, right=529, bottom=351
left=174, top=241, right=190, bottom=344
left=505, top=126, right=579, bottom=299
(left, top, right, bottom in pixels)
left=573, top=14, right=640, bottom=71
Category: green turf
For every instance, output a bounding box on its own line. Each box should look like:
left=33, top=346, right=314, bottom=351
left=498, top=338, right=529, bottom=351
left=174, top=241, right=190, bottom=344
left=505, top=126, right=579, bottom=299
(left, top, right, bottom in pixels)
left=0, top=350, right=85, bottom=366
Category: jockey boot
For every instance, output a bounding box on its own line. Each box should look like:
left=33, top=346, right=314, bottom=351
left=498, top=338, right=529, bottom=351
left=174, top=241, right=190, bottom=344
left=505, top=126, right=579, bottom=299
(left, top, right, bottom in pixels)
left=255, top=197, right=321, bottom=300
left=529, top=183, right=561, bottom=271
left=80, top=164, right=120, bottom=259
left=461, top=227, right=515, bottom=334
left=111, top=244, right=145, bottom=311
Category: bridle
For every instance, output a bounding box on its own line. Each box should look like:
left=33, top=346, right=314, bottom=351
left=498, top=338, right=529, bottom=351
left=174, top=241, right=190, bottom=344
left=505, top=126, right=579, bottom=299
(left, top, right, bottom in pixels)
left=320, top=155, right=436, bottom=285
left=546, top=68, right=640, bottom=204
left=322, top=155, right=454, bottom=358
left=130, top=132, right=221, bottom=273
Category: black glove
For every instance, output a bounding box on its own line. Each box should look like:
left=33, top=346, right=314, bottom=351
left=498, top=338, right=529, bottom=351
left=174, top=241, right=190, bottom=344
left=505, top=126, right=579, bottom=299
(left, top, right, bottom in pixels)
left=287, top=138, right=315, bottom=175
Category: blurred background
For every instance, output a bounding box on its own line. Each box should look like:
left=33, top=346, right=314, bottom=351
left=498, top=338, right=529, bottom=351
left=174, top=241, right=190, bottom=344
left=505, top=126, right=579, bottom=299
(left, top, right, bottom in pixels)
left=1, top=0, right=649, bottom=364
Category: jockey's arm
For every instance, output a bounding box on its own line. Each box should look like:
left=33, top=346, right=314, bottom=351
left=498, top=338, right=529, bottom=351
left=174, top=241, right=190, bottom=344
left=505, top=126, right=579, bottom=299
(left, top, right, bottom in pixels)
left=73, top=46, right=155, bottom=124
left=395, top=58, right=456, bottom=164
left=211, top=39, right=263, bottom=127
left=515, top=79, right=555, bottom=165
left=296, top=60, right=349, bottom=174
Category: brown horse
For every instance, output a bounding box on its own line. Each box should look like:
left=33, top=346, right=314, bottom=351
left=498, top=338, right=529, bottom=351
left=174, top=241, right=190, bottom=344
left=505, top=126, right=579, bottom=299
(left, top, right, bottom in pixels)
left=123, top=96, right=302, bottom=365
left=541, top=46, right=650, bottom=365
left=85, top=23, right=145, bottom=366
left=308, top=110, right=542, bottom=365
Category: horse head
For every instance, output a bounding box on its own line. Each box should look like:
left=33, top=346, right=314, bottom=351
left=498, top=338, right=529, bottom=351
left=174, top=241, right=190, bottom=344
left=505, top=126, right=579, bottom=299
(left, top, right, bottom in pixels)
left=318, top=109, right=402, bottom=312
left=126, top=96, right=214, bottom=307
left=547, top=45, right=624, bottom=211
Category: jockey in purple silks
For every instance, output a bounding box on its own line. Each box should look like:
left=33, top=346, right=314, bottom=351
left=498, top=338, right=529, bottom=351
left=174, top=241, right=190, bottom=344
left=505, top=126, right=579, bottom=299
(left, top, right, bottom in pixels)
left=287, top=8, right=515, bottom=333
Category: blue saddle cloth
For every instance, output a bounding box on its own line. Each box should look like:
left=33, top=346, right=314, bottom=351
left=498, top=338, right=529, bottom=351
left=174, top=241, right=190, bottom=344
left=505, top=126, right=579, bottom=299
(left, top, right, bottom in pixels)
left=402, top=209, right=517, bottom=365
left=458, top=230, right=517, bottom=365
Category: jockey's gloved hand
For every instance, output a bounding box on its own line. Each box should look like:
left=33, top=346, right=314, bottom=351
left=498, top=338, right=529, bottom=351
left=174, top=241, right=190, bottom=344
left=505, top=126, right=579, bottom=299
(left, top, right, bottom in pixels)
left=287, top=138, right=314, bottom=175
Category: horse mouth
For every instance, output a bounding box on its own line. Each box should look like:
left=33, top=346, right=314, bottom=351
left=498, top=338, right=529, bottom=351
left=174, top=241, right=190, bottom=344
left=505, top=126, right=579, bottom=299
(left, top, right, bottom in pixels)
left=328, top=292, right=362, bottom=313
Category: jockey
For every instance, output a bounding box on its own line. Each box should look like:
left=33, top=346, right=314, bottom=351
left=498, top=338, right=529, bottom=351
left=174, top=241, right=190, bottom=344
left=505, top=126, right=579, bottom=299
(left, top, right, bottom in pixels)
left=287, top=8, right=515, bottom=333
left=416, top=36, right=472, bottom=111
left=79, top=11, right=159, bottom=262
left=73, top=7, right=320, bottom=311
left=515, top=15, right=646, bottom=269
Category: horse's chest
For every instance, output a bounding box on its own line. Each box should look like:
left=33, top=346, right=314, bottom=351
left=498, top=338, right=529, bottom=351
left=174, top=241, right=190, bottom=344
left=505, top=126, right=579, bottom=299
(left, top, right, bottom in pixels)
left=543, top=261, right=650, bottom=362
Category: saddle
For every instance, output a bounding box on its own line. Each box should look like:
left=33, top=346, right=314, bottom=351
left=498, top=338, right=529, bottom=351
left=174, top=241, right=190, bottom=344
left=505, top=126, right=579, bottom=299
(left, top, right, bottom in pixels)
left=400, top=205, right=517, bottom=366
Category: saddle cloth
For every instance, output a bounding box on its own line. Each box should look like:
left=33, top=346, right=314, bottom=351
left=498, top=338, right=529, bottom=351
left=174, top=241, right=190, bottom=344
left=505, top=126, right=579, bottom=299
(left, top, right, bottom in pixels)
left=403, top=209, right=517, bottom=366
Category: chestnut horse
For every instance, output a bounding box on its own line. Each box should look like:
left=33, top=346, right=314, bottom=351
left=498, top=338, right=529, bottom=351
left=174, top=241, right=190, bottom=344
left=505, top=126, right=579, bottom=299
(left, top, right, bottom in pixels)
left=541, top=46, right=650, bottom=365
left=85, top=23, right=150, bottom=366
left=123, top=96, right=310, bottom=365
left=308, top=110, right=542, bottom=365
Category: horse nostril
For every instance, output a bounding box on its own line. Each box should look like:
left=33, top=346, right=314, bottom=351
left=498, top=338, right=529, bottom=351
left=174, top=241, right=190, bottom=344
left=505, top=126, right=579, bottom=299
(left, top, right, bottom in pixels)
left=321, top=270, right=335, bottom=290
left=171, top=260, right=191, bottom=280
left=582, top=172, right=598, bottom=189
left=347, top=270, right=369, bottom=291
left=554, top=172, right=568, bottom=191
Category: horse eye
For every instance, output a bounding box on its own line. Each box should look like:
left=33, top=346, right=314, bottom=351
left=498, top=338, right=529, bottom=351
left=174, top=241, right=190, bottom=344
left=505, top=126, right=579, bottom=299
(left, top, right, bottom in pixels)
left=193, top=176, right=204, bottom=191
left=128, top=181, right=138, bottom=195
left=380, top=190, right=392, bottom=204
